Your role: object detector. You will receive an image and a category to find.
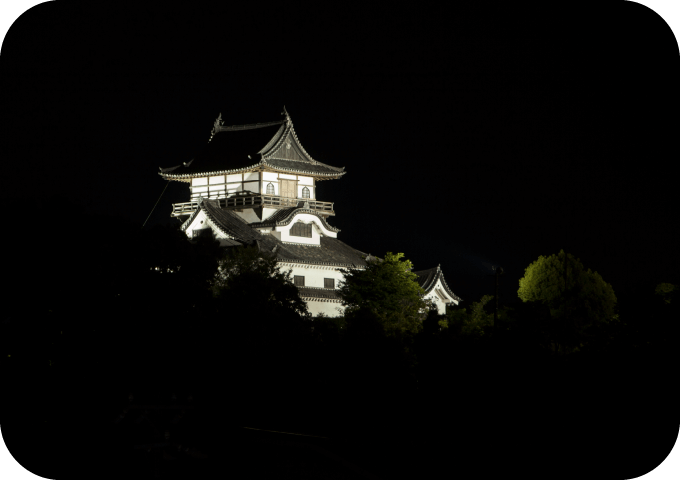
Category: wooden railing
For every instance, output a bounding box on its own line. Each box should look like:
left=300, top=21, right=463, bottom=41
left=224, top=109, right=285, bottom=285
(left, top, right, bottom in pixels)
left=171, top=195, right=334, bottom=217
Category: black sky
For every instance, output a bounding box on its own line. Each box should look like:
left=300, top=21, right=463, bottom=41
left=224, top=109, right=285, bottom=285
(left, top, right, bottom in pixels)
left=2, top=3, right=678, bottom=306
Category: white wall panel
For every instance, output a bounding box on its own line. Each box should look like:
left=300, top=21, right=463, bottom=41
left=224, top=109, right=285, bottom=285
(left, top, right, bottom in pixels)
left=209, top=175, right=225, bottom=184
left=298, top=176, right=313, bottom=185
left=192, top=177, right=208, bottom=186
left=244, top=181, right=260, bottom=193
left=307, top=302, right=345, bottom=317
left=279, top=173, right=297, bottom=180
left=227, top=174, right=242, bottom=183
left=244, top=171, right=260, bottom=182
left=263, top=171, right=279, bottom=181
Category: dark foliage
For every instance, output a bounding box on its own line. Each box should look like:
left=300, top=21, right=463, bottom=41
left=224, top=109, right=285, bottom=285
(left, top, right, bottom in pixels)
left=3, top=214, right=678, bottom=479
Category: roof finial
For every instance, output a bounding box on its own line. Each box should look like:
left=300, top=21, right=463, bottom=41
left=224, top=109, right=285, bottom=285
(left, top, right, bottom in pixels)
left=209, top=113, right=224, bottom=142
left=282, top=106, right=292, bottom=126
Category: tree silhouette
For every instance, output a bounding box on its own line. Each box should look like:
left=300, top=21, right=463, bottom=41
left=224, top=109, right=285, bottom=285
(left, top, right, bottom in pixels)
left=518, top=249, right=618, bottom=355
left=337, top=252, right=428, bottom=340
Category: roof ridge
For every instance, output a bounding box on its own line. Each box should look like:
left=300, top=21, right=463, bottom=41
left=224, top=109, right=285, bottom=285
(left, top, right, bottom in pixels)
left=218, top=120, right=285, bottom=131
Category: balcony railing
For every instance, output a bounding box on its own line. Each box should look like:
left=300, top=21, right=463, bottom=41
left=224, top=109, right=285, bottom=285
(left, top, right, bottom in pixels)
left=171, top=194, right=334, bottom=217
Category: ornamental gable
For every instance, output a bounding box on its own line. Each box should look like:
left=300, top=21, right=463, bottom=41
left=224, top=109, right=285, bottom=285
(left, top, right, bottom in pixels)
left=268, top=132, right=308, bottom=162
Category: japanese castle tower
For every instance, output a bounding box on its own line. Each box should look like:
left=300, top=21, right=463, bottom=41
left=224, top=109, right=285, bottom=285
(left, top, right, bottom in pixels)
left=159, top=108, right=461, bottom=316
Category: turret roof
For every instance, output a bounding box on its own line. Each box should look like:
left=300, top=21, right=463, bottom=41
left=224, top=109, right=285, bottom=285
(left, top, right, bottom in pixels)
left=413, top=265, right=463, bottom=303
left=159, top=110, right=346, bottom=180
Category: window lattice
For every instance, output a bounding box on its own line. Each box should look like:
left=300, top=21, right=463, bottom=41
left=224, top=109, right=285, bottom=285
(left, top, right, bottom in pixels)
left=290, top=222, right=312, bottom=238
left=266, top=183, right=275, bottom=194
left=294, top=275, right=305, bottom=286
left=324, top=278, right=335, bottom=289
left=193, top=228, right=212, bottom=239
left=302, top=187, right=310, bottom=198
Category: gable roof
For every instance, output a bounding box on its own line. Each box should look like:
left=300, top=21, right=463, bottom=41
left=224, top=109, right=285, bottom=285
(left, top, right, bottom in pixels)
left=187, top=198, right=367, bottom=267
left=249, top=207, right=340, bottom=233
left=159, top=110, right=346, bottom=180
left=413, top=265, right=463, bottom=303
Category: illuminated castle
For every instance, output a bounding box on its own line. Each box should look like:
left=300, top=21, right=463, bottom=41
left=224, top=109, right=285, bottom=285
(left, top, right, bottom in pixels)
left=159, top=108, right=461, bottom=316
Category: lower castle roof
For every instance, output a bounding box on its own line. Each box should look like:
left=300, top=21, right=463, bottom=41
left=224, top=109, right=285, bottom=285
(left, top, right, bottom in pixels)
left=191, top=198, right=367, bottom=267
left=183, top=198, right=461, bottom=302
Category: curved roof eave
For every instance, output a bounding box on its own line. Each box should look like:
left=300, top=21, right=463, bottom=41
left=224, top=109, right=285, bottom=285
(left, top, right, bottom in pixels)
left=158, top=160, right=345, bottom=180
left=251, top=207, right=340, bottom=232
left=415, top=266, right=463, bottom=303
left=180, top=206, right=202, bottom=232
left=436, top=269, right=463, bottom=303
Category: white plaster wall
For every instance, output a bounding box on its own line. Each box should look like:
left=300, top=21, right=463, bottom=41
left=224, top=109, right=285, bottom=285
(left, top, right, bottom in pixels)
left=244, top=171, right=260, bottom=182
left=276, top=213, right=337, bottom=244
left=243, top=181, right=260, bottom=193
left=424, top=291, right=447, bottom=315
left=263, top=171, right=279, bottom=181
left=422, top=279, right=460, bottom=315
left=279, top=262, right=347, bottom=317
left=192, top=177, right=208, bottom=186
left=298, top=176, right=313, bottom=185
left=279, top=173, right=297, bottom=180
left=186, top=212, right=244, bottom=247
left=307, top=300, right=345, bottom=317
left=281, top=264, right=345, bottom=289
left=209, top=185, right=226, bottom=196
left=209, top=175, right=225, bottom=184
left=227, top=184, right=243, bottom=195
left=185, top=210, right=208, bottom=238
left=227, top=174, right=242, bottom=183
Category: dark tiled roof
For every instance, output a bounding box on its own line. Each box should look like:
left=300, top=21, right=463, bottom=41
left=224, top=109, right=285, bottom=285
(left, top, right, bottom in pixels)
left=250, top=207, right=340, bottom=233
left=197, top=198, right=265, bottom=243
left=413, top=265, right=463, bottom=303
left=297, top=287, right=342, bottom=300
left=191, top=199, right=367, bottom=267
left=274, top=237, right=368, bottom=267
left=414, top=267, right=438, bottom=291
left=252, top=207, right=298, bottom=224
left=159, top=113, right=345, bottom=179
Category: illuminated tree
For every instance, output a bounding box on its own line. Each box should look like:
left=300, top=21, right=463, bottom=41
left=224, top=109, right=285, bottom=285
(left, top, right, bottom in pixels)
left=338, top=252, right=429, bottom=339
left=212, top=244, right=309, bottom=319
left=518, top=249, right=618, bottom=354
left=446, top=294, right=495, bottom=338
left=654, top=282, right=679, bottom=305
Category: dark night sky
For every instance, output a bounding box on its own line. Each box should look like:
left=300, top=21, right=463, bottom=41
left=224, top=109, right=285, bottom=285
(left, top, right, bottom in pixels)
left=2, top=3, right=678, bottom=307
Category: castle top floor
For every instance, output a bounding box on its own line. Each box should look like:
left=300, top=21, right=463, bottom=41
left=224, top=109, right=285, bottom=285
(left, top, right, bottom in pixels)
left=159, top=109, right=345, bottom=184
